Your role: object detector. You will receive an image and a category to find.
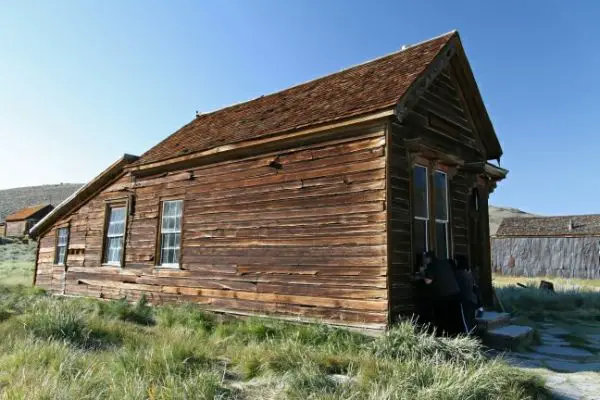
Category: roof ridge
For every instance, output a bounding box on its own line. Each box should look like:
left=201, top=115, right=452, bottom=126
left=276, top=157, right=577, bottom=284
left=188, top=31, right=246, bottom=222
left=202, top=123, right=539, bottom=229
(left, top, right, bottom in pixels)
left=192, top=30, right=457, bottom=118
left=503, top=213, right=600, bottom=220
left=135, top=30, right=459, bottom=165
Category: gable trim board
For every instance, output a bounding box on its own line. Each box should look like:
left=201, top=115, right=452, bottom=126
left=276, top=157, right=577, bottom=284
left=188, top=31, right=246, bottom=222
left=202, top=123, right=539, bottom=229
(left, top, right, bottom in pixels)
left=30, top=31, right=505, bottom=330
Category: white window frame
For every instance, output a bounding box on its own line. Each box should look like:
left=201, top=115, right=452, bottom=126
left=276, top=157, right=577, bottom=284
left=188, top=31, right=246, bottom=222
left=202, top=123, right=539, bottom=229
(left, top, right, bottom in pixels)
left=158, top=199, right=183, bottom=268
left=413, top=164, right=430, bottom=252
left=103, top=205, right=126, bottom=266
left=55, top=227, right=69, bottom=265
left=434, top=170, right=450, bottom=259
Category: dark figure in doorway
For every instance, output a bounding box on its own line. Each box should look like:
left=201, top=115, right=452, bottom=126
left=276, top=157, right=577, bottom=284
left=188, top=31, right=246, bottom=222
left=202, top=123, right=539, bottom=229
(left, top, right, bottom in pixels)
left=453, top=254, right=477, bottom=333
left=414, top=253, right=435, bottom=328
left=423, top=251, right=463, bottom=335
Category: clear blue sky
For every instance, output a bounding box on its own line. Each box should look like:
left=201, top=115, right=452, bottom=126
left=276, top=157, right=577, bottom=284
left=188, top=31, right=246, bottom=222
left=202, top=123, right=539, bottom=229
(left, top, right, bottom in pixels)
left=1, top=1, right=599, bottom=215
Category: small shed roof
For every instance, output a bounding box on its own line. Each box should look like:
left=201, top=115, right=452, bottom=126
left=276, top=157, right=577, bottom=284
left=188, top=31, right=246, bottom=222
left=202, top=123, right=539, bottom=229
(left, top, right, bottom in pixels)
left=495, top=215, right=600, bottom=237
left=5, top=204, right=52, bottom=222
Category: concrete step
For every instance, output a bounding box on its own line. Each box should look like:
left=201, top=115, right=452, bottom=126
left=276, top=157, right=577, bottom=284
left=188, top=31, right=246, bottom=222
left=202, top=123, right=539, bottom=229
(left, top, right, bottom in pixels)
left=475, top=311, right=511, bottom=331
left=483, top=324, right=535, bottom=351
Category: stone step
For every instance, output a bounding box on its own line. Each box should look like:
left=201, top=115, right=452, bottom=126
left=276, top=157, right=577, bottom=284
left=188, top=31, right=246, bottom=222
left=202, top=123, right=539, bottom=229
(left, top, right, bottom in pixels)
left=475, top=311, right=511, bottom=331
left=531, top=345, right=596, bottom=361
left=483, top=324, right=535, bottom=351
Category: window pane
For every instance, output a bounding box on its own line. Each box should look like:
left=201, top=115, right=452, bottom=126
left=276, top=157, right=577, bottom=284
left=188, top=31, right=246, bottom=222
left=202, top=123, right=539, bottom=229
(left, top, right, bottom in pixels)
left=57, top=228, right=69, bottom=246
left=436, top=222, right=448, bottom=259
left=107, top=207, right=125, bottom=236
left=434, top=171, right=448, bottom=221
left=413, top=219, right=428, bottom=259
left=104, top=234, right=123, bottom=264
left=412, top=166, right=428, bottom=218
left=160, top=201, right=183, bottom=265
left=103, top=206, right=126, bottom=265
left=55, top=228, right=69, bottom=264
left=57, top=246, right=66, bottom=265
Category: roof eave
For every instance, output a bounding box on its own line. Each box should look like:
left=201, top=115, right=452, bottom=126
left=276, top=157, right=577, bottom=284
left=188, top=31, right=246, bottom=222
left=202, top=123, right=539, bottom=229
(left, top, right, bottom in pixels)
left=484, top=162, right=509, bottom=180
left=128, top=109, right=395, bottom=177
left=29, top=154, right=139, bottom=238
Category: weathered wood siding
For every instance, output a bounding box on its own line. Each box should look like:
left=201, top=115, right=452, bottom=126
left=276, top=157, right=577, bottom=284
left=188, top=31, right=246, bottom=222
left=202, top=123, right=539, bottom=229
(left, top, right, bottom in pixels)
left=35, top=126, right=389, bottom=329
left=492, top=236, right=600, bottom=279
left=388, top=64, right=486, bottom=318
left=6, top=220, right=27, bottom=237
left=387, top=123, right=412, bottom=319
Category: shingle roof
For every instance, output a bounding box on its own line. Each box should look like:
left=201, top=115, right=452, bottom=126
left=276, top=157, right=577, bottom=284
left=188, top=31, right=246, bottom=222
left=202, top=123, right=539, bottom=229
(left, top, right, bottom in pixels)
left=5, top=204, right=52, bottom=222
left=136, top=32, right=456, bottom=165
left=495, top=215, right=600, bottom=237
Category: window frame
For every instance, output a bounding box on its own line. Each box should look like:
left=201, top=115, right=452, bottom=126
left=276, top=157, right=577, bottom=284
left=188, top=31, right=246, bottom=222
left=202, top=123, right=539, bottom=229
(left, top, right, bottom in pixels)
left=433, top=169, right=450, bottom=259
left=54, top=226, right=70, bottom=266
left=101, top=199, right=129, bottom=267
left=411, top=161, right=453, bottom=266
left=412, top=164, right=430, bottom=257
left=156, top=198, right=184, bottom=269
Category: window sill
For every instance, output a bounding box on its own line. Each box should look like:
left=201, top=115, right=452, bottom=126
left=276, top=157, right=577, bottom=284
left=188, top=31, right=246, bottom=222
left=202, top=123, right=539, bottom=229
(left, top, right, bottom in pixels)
left=102, top=263, right=122, bottom=268
left=155, top=264, right=181, bottom=270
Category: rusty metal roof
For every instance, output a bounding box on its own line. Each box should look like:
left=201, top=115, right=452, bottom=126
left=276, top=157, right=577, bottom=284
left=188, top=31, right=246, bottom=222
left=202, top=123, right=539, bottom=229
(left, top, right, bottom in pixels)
left=5, top=204, right=53, bottom=222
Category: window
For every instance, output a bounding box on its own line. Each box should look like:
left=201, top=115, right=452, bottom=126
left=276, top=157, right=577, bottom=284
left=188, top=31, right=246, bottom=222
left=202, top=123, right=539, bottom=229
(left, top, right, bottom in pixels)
left=103, top=206, right=126, bottom=265
left=412, top=164, right=452, bottom=265
left=159, top=200, right=183, bottom=267
left=434, top=170, right=449, bottom=259
left=55, top=227, right=69, bottom=265
left=412, top=165, right=429, bottom=259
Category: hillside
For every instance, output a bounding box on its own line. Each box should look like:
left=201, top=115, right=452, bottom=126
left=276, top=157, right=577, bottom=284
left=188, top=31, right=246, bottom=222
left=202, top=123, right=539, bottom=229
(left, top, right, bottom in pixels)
left=488, top=205, right=536, bottom=235
left=0, top=184, right=83, bottom=222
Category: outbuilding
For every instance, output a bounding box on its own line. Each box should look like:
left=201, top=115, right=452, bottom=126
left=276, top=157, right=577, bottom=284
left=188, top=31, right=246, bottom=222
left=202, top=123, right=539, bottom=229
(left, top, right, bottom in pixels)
left=492, top=215, right=600, bottom=279
left=30, top=31, right=507, bottom=330
left=4, top=204, right=54, bottom=237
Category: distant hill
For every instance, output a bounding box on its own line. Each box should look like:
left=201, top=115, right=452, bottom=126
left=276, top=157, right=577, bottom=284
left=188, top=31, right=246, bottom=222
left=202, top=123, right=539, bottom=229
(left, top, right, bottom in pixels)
left=0, top=184, right=83, bottom=222
left=488, top=205, right=536, bottom=235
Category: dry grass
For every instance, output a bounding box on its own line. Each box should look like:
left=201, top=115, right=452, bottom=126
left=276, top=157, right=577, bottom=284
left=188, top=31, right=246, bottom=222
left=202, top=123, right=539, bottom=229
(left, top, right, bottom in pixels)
left=493, top=274, right=600, bottom=291
left=0, top=286, right=550, bottom=400
left=494, top=274, right=600, bottom=322
left=0, top=238, right=35, bottom=286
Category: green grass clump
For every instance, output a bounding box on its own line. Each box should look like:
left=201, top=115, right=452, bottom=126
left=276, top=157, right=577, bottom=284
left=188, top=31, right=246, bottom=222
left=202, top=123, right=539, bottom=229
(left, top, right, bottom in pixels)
left=155, top=302, right=216, bottom=331
left=19, top=300, right=123, bottom=350
left=371, top=322, right=483, bottom=363
left=495, top=284, right=600, bottom=322
left=96, top=295, right=155, bottom=325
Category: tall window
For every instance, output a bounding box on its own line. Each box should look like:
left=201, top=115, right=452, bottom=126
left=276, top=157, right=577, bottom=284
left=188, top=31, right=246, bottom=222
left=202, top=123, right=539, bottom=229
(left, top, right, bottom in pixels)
left=434, top=171, right=449, bottom=258
left=412, top=165, right=452, bottom=264
left=55, top=227, right=69, bottom=265
left=159, top=200, right=183, bottom=266
left=412, top=165, right=429, bottom=260
left=103, top=206, right=126, bottom=265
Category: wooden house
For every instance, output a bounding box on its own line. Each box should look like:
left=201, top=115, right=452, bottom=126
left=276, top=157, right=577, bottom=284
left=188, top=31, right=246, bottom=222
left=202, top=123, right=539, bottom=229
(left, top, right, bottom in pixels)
left=4, top=204, right=54, bottom=237
left=492, top=215, right=600, bottom=279
left=30, top=31, right=507, bottom=330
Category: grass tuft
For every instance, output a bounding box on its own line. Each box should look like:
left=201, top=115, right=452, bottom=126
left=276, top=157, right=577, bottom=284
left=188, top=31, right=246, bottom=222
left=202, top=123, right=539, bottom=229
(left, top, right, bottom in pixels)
left=495, top=284, right=600, bottom=322
left=96, top=295, right=155, bottom=325
left=19, top=301, right=123, bottom=350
